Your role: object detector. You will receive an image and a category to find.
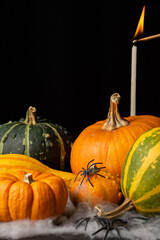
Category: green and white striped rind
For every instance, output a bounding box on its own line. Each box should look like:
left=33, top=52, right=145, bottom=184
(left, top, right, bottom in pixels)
left=121, top=127, right=160, bottom=215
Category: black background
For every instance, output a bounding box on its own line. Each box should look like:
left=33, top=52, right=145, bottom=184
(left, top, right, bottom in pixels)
left=0, top=0, right=160, bottom=139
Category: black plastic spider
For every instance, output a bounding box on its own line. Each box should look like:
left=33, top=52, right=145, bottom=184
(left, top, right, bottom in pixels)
left=75, top=215, right=127, bottom=239
left=92, top=218, right=127, bottom=239
left=74, top=159, right=106, bottom=187
left=75, top=215, right=110, bottom=230
left=75, top=216, right=95, bottom=231
left=74, top=214, right=149, bottom=239
left=92, top=214, right=149, bottom=239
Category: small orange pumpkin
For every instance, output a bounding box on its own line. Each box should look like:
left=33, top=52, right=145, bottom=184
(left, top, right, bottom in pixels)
left=70, top=93, right=160, bottom=176
left=69, top=160, right=122, bottom=207
left=0, top=171, right=68, bottom=221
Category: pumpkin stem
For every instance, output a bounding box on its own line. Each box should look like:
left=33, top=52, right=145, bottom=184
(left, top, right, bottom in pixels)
left=95, top=198, right=134, bottom=219
left=24, top=106, right=38, bottom=125
left=23, top=173, right=35, bottom=184
left=102, top=93, right=129, bottom=131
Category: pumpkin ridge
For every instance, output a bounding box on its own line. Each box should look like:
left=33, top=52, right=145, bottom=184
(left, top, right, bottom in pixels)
left=24, top=124, right=30, bottom=156
left=30, top=180, right=55, bottom=219
left=40, top=175, right=68, bottom=215
left=103, top=130, right=111, bottom=170
left=8, top=180, right=33, bottom=220
left=133, top=121, right=153, bottom=132
left=144, top=118, right=160, bottom=127
left=36, top=179, right=57, bottom=213
left=0, top=179, right=14, bottom=221
left=133, top=115, right=160, bottom=126
left=121, top=123, right=137, bottom=142
left=112, top=131, right=121, bottom=175
left=43, top=123, right=66, bottom=170
left=0, top=123, right=21, bottom=154
left=115, top=127, right=133, bottom=175
left=126, top=122, right=145, bottom=138
left=34, top=124, right=47, bottom=159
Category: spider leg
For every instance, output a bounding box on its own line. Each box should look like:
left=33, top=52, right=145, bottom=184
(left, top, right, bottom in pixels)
left=92, top=226, right=107, bottom=236
left=112, top=219, right=127, bottom=226
left=89, top=162, right=98, bottom=168
left=95, top=173, right=106, bottom=178
left=86, top=174, right=94, bottom=187
left=89, top=161, right=104, bottom=169
left=87, top=159, right=95, bottom=168
left=87, top=216, right=105, bottom=228
left=93, top=162, right=103, bottom=165
left=94, top=216, right=110, bottom=226
left=75, top=217, right=95, bottom=231
left=89, top=162, right=105, bottom=169
left=98, top=166, right=106, bottom=170
left=80, top=170, right=86, bottom=176
left=80, top=174, right=87, bottom=185
left=93, top=217, right=104, bottom=226
left=84, top=218, right=90, bottom=231
left=95, top=218, right=105, bottom=227
left=115, top=227, right=122, bottom=239
left=74, top=217, right=84, bottom=224
left=75, top=218, right=88, bottom=229
left=104, top=229, right=111, bottom=240
left=74, top=170, right=83, bottom=182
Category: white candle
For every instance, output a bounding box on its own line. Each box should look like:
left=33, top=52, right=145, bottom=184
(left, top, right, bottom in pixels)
left=130, top=4, right=160, bottom=116
left=130, top=44, right=137, bottom=116
left=130, top=5, right=145, bottom=116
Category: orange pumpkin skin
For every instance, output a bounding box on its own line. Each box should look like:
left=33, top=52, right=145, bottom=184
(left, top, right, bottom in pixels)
left=0, top=171, right=68, bottom=221
left=71, top=115, right=160, bottom=176
left=69, top=170, right=122, bottom=207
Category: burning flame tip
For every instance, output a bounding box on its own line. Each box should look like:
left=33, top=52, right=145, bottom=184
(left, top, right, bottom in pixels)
left=132, top=5, right=145, bottom=41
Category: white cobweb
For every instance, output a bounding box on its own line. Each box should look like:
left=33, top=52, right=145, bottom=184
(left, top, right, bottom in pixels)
left=0, top=197, right=160, bottom=240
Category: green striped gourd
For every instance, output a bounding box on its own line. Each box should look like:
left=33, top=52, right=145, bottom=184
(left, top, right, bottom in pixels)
left=96, top=127, right=160, bottom=218
left=0, top=107, right=72, bottom=171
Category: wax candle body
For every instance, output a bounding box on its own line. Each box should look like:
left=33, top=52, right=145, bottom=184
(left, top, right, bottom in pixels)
left=130, top=44, right=137, bottom=116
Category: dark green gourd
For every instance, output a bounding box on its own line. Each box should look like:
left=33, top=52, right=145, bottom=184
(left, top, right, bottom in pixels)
left=0, top=106, right=72, bottom=171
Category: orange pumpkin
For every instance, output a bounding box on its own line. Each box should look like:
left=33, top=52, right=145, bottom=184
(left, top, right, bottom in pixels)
left=69, top=160, right=122, bottom=207
left=0, top=171, right=68, bottom=221
left=70, top=93, right=160, bottom=176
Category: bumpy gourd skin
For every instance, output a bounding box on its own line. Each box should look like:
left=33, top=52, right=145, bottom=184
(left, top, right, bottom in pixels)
left=0, top=171, right=68, bottom=221
left=69, top=170, right=122, bottom=207
left=0, top=107, right=73, bottom=171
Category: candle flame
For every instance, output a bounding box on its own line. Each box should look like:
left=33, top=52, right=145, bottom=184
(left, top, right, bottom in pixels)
left=133, top=5, right=145, bottom=40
